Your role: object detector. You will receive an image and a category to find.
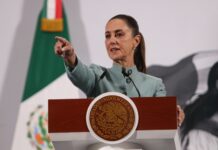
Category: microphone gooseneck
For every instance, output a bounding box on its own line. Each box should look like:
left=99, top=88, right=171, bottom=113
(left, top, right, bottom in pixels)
left=91, top=68, right=107, bottom=96
left=99, top=69, right=107, bottom=80
left=122, top=68, right=141, bottom=97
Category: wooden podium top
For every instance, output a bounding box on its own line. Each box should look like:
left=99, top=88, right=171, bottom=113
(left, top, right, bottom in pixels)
left=48, top=97, right=177, bottom=133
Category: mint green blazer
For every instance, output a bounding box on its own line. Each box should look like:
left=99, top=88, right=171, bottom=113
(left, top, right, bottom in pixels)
left=66, top=58, right=166, bottom=98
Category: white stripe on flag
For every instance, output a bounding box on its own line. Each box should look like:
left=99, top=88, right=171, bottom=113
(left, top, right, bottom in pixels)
left=47, top=0, right=56, bottom=19
left=11, top=73, right=80, bottom=150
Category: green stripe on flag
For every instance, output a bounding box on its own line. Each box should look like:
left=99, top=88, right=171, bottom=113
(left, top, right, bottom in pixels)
left=42, top=0, right=47, bottom=18
left=22, top=6, right=70, bottom=101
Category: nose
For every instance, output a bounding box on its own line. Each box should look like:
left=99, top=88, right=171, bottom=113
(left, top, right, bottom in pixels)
left=108, top=36, right=117, bottom=45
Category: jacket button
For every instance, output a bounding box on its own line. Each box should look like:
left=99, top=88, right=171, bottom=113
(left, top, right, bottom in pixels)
left=127, top=69, right=132, bottom=75
left=126, top=78, right=131, bottom=84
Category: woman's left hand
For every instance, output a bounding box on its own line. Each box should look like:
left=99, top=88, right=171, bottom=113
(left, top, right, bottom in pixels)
left=177, top=105, right=185, bottom=127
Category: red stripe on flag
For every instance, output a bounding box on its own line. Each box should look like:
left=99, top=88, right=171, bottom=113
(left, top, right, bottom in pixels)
left=56, top=0, right=62, bottom=18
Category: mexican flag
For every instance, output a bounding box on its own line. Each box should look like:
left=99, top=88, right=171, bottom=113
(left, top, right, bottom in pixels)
left=11, top=0, right=79, bottom=149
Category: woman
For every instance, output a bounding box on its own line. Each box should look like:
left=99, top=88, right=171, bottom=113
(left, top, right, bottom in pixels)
left=54, top=14, right=184, bottom=126
left=181, top=62, right=218, bottom=150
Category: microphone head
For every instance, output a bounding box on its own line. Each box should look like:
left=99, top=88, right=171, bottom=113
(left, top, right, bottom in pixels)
left=122, top=67, right=129, bottom=77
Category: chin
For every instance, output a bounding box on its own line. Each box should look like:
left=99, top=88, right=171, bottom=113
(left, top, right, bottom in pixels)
left=109, top=55, right=122, bottom=61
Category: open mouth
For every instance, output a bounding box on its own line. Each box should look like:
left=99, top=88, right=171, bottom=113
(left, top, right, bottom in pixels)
left=110, top=48, right=120, bottom=52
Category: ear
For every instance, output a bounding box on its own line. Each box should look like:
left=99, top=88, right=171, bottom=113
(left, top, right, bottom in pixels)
left=133, top=34, right=141, bottom=48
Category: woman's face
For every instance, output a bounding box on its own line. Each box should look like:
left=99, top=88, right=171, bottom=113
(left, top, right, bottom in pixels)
left=105, top=19, right=140, bottom=65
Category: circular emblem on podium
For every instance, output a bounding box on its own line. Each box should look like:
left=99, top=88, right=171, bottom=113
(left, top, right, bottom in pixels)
left=86, top=92, right=139, bottom=144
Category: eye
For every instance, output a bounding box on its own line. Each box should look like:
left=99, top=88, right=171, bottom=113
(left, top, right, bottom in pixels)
left=105, top=33, right=111, bottom=39
left=115, top=32, right=124, bottom=38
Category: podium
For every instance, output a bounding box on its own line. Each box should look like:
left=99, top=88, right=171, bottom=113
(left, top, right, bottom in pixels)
left=48, top=96, right=181, bottom=150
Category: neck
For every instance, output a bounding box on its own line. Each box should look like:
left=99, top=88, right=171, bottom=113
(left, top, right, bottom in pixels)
left=115, top=59, right=135, bottom=68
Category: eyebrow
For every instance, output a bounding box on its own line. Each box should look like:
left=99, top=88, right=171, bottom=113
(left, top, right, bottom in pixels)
left=105, top=29, right=123, bottom=34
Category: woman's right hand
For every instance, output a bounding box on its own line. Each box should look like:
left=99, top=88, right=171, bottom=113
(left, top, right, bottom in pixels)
left=54, top=36, right=76, bottom=67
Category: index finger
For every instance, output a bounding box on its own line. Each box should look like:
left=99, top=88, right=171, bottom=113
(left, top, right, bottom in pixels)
left=55, top=36, right=69, bottom=44
left=177, top=105, right=181, bottom=110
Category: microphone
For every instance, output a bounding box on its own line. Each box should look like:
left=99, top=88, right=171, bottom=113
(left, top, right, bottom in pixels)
left=122, top=68, right=130, bottom=77
left=91, top=68, right=107, bottom=96
left=121, top=68, right=141, bottom=97
left=98, top=67, right=108, bottom=82
left=99, top=69, right=107, bottom=80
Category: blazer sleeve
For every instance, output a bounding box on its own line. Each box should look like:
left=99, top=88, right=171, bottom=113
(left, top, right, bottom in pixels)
left=154, top=79, right=167, bottom=97
left=65, top=58, right=101, bottom=95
